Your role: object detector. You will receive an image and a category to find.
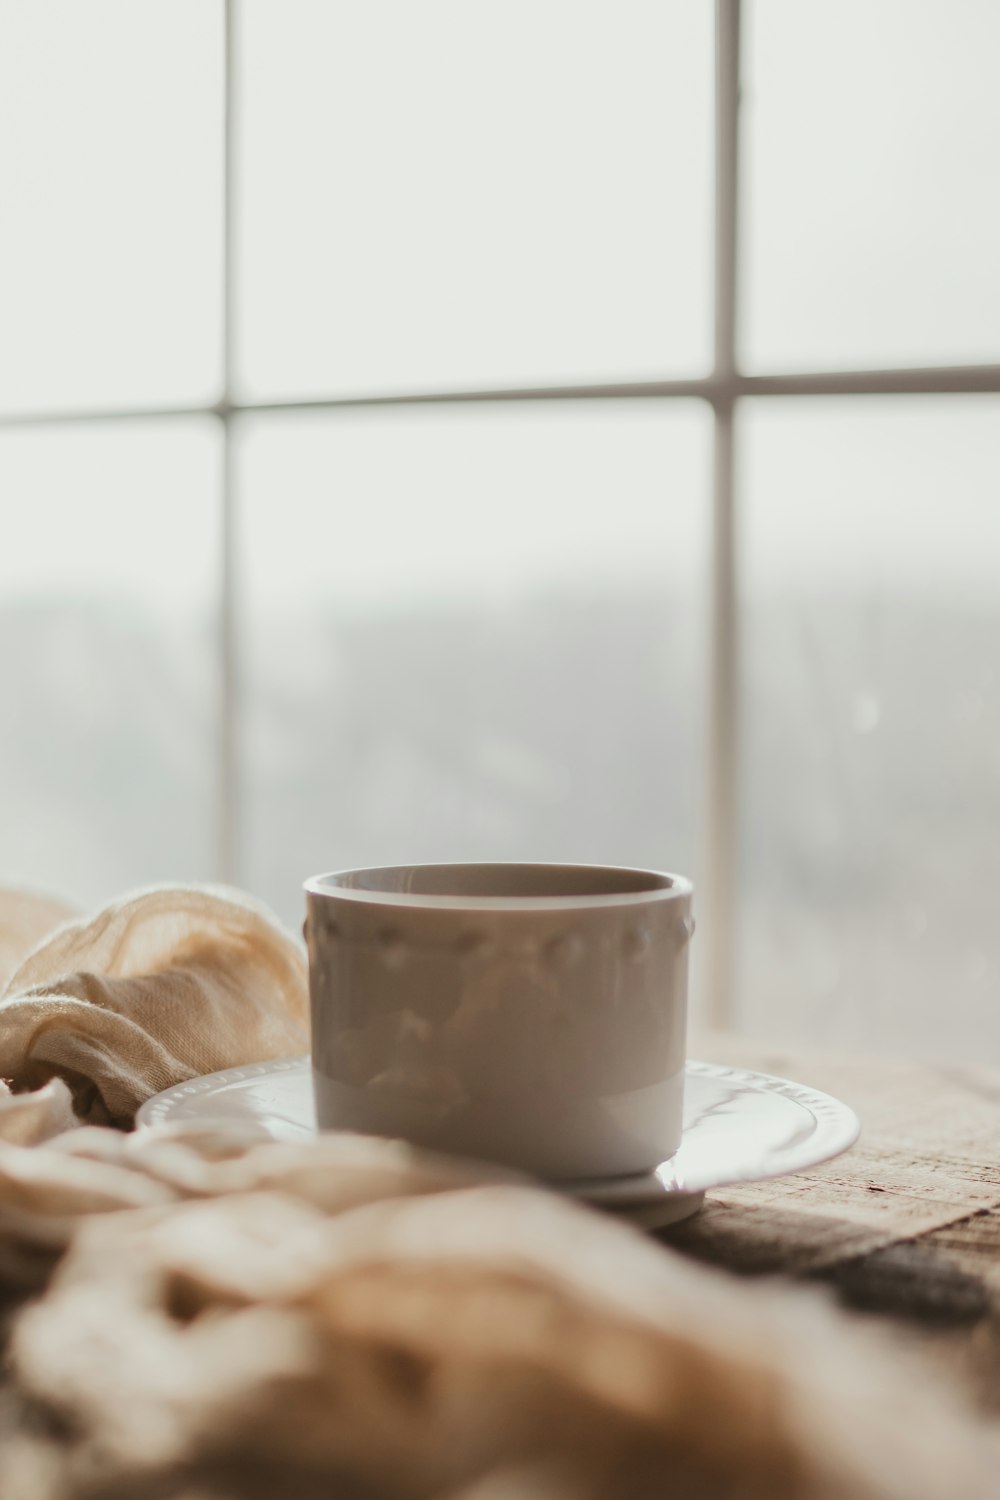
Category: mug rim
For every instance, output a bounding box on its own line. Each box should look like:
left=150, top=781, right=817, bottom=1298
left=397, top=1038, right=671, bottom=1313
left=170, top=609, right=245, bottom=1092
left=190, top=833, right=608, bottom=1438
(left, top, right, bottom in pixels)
left=304, top=861, right=693, bottom=911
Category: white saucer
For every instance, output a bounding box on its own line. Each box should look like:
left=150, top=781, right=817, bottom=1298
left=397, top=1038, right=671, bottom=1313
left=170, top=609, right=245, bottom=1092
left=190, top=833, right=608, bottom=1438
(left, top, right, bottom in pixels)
left=137, top=1058, right=859, bottom=1229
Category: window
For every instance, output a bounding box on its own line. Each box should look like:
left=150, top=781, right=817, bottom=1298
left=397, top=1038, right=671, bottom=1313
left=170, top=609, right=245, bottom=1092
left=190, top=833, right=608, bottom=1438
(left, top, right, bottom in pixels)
left=2, top=2, right=998, bottom=1058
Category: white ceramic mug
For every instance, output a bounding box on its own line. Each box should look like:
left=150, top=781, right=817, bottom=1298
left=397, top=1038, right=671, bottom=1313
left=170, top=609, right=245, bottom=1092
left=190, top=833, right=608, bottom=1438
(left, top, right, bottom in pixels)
left=304, top=862, right=693, bottom=1180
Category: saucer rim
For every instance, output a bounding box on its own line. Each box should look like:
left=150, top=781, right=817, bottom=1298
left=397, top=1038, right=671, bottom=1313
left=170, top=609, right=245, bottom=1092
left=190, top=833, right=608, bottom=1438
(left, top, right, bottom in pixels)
left=137, top=1056, right=860, bottom=1205
left=573, top=1059, right=860, bottom=1204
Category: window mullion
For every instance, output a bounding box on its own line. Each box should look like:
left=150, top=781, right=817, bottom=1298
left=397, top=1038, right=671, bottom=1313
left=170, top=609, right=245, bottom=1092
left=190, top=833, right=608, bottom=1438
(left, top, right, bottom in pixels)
left=703, top=0, right=742, bottom=1032
left=219, top=0, right=239, bottom=885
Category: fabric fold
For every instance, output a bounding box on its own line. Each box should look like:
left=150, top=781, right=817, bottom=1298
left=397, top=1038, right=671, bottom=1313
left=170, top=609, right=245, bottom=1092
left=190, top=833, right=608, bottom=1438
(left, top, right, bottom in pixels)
left=0, top=886, right=309, bottom=1126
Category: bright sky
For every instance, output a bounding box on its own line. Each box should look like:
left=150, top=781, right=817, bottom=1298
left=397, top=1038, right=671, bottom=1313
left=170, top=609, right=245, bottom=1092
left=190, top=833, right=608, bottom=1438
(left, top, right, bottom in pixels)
left=0, top=1, right=997, bottom=614
left=2, top=396, right=996, bottom=619
left=0, top=2, right=222, bottom=412
left=743, top=0, right=1000, bottom=370
left=0, top=421, right=220, bottom=616
left=236, top=0, right=713, bottom=395
left=742, top=397, right=1000, bottom=601
left=238, top=403, right=709, bottom=615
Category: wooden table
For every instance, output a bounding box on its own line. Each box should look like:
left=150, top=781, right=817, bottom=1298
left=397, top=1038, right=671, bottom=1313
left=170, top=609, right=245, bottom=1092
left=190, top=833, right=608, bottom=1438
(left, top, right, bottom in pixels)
left=668, top=1033, right=1000, bottom=1412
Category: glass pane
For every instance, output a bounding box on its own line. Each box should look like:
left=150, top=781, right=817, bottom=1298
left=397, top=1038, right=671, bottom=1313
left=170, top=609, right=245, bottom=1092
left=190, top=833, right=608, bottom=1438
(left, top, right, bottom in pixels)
left=0, top=421, right=220, bottom=905
left=0, top=2, right=222, bottom=413
left=739, top=398, right=1000, bottom=1061
left=238, top=0, right=712, bottom=398
left=238, top=403, right=709, bottom=928
left=743, top=0, right=1000, bottom=371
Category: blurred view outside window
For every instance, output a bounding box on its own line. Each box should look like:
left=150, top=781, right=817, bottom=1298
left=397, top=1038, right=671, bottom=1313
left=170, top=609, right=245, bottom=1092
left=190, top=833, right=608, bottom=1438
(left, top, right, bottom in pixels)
left=1, top=1, right=997, bottom=1059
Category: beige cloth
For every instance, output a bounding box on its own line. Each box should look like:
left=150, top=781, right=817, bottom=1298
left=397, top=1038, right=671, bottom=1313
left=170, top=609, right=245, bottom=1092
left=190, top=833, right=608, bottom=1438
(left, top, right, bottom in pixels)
left=0, top=885, right=997, bottom=1500
left=0, top=885, right=308, bottom=1125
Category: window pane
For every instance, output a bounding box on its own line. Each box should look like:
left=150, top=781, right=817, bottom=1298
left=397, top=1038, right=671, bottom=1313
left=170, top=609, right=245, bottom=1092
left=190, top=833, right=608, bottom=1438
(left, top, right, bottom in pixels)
left=0, top=2, right=222, bottom=413
left=743, top=0, right=1000, bottom=371
left=238, top=403, right=708, bottom=927
left=238, top=0, right=712, bottom=398
left=0, top=421, right=220, bottom=904
left=739, top=398, right=1000, bottom=1060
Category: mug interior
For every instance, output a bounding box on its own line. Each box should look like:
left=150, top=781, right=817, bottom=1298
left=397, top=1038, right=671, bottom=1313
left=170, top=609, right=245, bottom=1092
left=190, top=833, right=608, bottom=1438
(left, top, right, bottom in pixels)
left=306, top=862, right=687, bottom=907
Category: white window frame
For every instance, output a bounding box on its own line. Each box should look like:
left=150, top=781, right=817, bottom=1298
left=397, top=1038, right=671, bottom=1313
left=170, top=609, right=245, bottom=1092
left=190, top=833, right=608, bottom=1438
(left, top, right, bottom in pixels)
left=1, top=1, right=998, bottom=1027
